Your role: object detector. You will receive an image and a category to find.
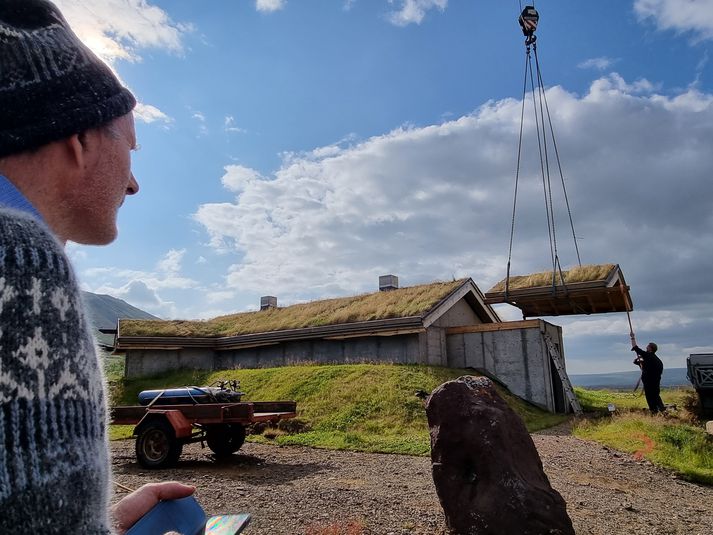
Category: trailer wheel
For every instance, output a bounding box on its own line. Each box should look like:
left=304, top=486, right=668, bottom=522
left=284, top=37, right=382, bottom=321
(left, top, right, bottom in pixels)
left=135, top=420, right=183, bottom=469
left=206, top=423, right=246, bottom=457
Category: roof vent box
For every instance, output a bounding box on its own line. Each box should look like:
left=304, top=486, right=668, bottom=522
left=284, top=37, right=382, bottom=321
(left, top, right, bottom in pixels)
left=260, top=296, right=277, bottom=310
left=379, top=275, right=399, bottom=291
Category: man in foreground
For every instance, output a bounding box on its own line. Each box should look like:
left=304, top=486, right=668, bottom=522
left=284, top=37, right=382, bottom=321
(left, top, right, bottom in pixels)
left=0, top=1, right=193, bottom=532
left=630, top=336, right=666, bottom=413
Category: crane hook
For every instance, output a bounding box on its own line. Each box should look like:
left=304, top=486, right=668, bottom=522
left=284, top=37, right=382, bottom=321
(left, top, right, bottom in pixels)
left=518, top=5, right=539, bottom=46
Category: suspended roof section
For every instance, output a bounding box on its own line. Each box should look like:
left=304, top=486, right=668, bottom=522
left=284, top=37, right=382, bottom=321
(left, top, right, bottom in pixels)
left=484, top=264, right=633, bottom=318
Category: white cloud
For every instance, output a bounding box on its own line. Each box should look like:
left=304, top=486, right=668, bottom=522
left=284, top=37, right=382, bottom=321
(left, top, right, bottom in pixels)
left=194, top=74, right=713, bottom=372
left=157, top=249, right=186, bottom=273
left=256, top=0, right=286, bottom=13
left=635, top=0, right=713, bottom=41
left=54, top=0, right=190, bottom=65
left=220, top=165, right=265, bottom=194
left=225, top=116, right=246, bottom=134
left=189, top=110, right=209, bottom=137
left=206, top=290, right=237, bottom=304
left=134, top=103, right=172, bottom=124
left=81, top=247, right=200, bottom=317
left=387, top=0, right=447, bottom=26
left=578, top=57, right=618, bottom=71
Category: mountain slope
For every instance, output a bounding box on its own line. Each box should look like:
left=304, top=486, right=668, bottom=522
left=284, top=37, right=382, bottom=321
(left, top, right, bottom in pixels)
left=81, top=292, right=159, bottom=347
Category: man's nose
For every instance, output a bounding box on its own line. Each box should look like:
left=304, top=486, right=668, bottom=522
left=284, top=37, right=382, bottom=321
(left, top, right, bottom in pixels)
left=127, top=173, right=139, bottom=195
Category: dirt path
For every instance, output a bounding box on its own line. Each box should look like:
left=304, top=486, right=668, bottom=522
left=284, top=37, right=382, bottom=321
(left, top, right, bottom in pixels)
left=111, top=428, right=713, bottom=534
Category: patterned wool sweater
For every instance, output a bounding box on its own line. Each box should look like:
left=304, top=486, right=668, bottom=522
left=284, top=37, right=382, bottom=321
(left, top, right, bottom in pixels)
left=0, top=208, right=112, bottom=533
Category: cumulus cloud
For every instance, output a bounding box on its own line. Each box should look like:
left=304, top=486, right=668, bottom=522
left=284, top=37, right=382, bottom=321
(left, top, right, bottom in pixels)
left=134, top=103, right=172, bottom=125
left=578, top=57, right=618, bottom=71
left=83, top=249, right=199, bottom=318
left=194, top=73, right=713, bottom=371
left=54, top=0, right=190, bottom=65
left=387, top=0, right=448, bottom=26
left=256, top=0, right=286, bottom=13
left=157, top=249, right=186, bottom=273
left=635, top=0, right=713, bottom=41
left=53, top=1, right=187, bottom=125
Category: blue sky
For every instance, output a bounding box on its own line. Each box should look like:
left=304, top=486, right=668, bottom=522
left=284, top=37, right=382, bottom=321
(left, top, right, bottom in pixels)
left=57, top=0, right=713, bottom=374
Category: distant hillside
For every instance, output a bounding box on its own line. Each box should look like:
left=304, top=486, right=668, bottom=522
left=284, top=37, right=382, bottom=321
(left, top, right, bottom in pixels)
left=81, top=292, right=159, bottom=347
left=570, top=368, right=690, bottom=389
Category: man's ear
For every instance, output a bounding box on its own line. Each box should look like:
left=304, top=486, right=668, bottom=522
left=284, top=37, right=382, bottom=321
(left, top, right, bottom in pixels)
left=66, top=132, right=87, bottom=171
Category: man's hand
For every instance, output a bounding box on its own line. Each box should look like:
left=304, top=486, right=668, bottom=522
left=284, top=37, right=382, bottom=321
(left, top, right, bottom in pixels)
left=112, top=482, right=196, bottom=534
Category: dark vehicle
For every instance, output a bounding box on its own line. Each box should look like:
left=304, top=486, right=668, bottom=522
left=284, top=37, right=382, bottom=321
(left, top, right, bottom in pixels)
left=687, top=354, right=713, bottom=412
left=111, top=380, right=297, bottom=469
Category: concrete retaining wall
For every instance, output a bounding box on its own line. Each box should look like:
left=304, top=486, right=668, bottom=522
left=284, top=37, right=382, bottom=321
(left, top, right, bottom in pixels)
left=124, top=333, right=423, bottom=378
left=445, top=321, right=565, bottom=412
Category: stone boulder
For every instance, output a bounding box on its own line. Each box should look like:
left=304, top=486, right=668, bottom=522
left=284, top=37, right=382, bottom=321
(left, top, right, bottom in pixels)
left=425, top=376, right=574, bottom=535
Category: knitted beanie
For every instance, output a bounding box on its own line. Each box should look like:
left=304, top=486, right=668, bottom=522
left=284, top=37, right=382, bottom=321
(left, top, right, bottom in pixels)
left=0, top=0, right=136, bottom=158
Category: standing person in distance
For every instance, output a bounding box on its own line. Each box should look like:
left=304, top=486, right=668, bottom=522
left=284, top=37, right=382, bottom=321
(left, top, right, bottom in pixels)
left=630, top=335, right=666, bottom=413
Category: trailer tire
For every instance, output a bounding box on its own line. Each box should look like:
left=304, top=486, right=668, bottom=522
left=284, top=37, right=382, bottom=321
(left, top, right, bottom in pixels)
left=135, top=419, right=183, bottom=469
left=206, top=423, right=246, bottom=457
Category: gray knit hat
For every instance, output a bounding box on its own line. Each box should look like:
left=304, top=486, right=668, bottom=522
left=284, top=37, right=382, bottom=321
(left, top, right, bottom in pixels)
left=0, top=0, right=136, bottom=157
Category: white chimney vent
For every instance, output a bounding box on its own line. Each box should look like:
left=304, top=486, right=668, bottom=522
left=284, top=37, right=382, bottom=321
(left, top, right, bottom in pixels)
left=379, top=274, right=399, bottom=291
left=260, top=296, right=277, bottom=310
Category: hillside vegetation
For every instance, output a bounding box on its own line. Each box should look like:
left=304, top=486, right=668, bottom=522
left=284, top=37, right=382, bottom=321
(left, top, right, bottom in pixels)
left=573, top=387, right=713, bottom=485
left=110, top=363, right=565, bottom=455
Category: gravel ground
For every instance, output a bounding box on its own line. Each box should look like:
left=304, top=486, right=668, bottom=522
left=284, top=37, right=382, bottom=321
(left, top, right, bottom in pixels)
left=111, top=424, right=713, bottom=534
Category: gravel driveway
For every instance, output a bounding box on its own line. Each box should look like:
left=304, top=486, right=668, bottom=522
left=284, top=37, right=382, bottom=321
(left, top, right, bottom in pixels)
left=111, top=425, right=713, bottom=534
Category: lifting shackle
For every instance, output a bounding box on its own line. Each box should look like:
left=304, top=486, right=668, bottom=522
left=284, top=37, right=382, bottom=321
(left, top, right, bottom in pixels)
left=518, top=5, right=539, bottom=45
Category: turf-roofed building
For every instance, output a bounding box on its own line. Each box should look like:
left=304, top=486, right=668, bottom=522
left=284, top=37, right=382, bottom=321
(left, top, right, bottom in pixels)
left=116, top=276, right=575, bottom=413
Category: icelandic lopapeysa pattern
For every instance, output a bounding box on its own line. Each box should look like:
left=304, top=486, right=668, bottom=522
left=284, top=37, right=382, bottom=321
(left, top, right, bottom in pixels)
left=0, top=208, right=111, bottom=533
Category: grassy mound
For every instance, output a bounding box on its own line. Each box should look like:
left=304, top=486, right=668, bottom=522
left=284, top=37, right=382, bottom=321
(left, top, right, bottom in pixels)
left=109, top=363, right=566, bottom=455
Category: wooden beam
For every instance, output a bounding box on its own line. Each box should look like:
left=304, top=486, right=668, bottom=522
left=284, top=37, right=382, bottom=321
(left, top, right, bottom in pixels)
left=216, top=341, right=280, bottom=351
left=446, top=320, right=541, bottom=335
left=323, top=328, right=425, bottom=340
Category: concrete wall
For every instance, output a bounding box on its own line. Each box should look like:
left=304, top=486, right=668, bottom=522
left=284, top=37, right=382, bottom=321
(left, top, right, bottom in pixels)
left=215, top=334, right=421, bottom=369
left=124, top=333, right=423, bottom=378
left=124, top=348, right=214, bottom=378
left=446, top=324, right=560, bottom=412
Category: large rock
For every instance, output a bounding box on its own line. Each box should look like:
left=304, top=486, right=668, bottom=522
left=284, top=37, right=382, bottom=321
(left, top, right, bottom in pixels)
left=426, top=376, right=574, bottom=535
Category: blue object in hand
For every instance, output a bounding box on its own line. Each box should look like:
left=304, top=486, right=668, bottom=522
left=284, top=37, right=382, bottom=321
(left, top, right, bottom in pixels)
left=126, top=496, right=251, bottom=535
left=126, top=496, right=206, bottom=535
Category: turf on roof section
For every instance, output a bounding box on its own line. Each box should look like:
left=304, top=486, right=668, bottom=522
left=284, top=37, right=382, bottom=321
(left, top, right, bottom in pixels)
left=121, top=279, right=467, bottom=338
left=485, top=264, right=633, bottom=317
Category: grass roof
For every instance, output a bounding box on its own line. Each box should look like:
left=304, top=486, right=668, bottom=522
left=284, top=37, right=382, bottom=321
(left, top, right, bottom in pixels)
left=120, top=279, right=467, bottom=338
left=487, top=264, right=616, bottom=293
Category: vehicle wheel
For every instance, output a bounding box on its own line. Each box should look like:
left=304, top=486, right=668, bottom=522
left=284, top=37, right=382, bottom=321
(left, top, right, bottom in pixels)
left=206, top=424, right=246, bottom=457
left=135, top=420, right=183, bottom=469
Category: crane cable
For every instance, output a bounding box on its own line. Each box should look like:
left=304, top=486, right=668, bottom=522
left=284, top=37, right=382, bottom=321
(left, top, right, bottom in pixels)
left=506, top=6, right=581, bottom=301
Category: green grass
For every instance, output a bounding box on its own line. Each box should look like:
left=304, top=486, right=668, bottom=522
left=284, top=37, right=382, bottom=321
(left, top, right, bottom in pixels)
left=572, top=386, right=713, bottom=485
left=109, top=363, right=566, bottom=454
left=574, top=386, right=692, bottom=412
left=575, top=412, right=713, bottom=485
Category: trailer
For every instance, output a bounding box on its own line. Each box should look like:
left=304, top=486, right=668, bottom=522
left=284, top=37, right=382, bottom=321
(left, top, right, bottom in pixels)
left=111, top=381, right=297, bottom=468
